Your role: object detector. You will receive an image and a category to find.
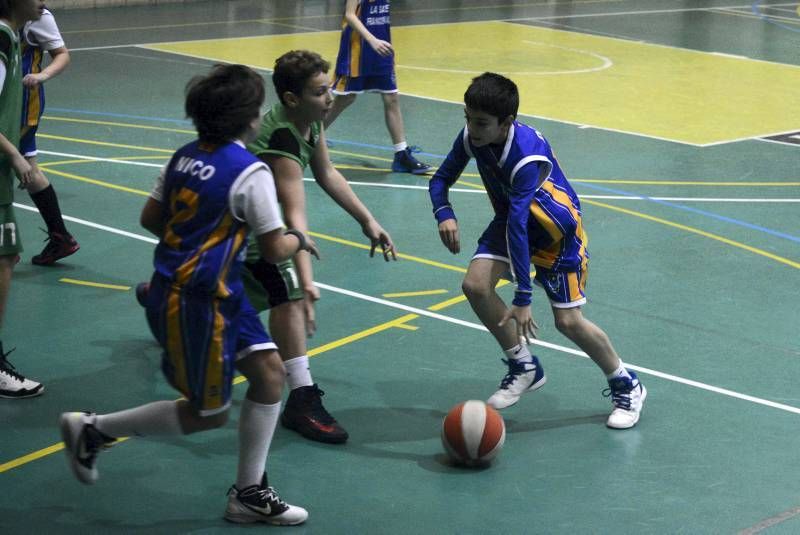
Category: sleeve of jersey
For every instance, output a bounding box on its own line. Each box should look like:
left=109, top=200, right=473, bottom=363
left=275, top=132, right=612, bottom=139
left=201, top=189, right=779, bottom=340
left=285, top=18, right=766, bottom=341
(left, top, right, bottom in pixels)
left=508, top=161, right=540, bottom=307
left=230, top=165, right=285, bottom=236
left=149, top=165, right=167, bottom=202
left=429, top=131, right=470, bottom=224
left=30, top=14, right=65, bottom=50
left=248, top=128, right=303, bottom=167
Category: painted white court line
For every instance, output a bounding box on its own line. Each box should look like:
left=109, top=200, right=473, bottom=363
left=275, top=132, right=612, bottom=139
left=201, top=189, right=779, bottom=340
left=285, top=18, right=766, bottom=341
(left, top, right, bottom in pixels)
left=13, top=200, right=799, bottom=417
left=36, top=149, right=800, bottom=203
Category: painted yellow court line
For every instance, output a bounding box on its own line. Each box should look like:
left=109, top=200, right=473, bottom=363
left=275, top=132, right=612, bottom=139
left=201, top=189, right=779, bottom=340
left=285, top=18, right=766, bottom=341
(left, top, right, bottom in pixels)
left=44, top=115, right=194, bottom=135
left=584, top=199, right=800, bottom=270
left=60, top=278, right=131, bottom=291
left=382, top=289, right=449, bottom=298
left=44, top=168, right=150, bottom=196
left=38, top=133, right=174, bottom=153
left=393, top=323, right=420, bottom=331
left=308, top=231, right=467, bottom=273
left=0, top=308, right=437, bottom=474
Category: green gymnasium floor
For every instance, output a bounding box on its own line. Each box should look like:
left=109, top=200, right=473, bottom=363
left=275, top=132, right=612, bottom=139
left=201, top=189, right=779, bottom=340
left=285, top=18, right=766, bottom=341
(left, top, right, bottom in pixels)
left=2, top=1, right=799, bottom=533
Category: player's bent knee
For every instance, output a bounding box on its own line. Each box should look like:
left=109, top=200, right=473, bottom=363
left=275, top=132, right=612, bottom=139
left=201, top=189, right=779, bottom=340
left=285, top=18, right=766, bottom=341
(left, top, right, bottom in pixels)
left=462, top=277, right=492, bottom=300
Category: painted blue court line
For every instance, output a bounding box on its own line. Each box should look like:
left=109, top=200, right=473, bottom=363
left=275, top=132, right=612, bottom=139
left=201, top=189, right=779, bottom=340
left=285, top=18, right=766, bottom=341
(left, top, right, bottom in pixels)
left=45, top=107, right=796, bottom=243
left=47, top=107, right=192, bottom=125
left=580, top=182, right=800, bottom=244
left=751, top=1, right=800, bottom=34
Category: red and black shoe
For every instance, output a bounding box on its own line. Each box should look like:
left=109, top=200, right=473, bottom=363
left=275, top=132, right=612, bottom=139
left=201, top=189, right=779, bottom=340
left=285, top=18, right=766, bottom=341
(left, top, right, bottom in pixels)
left=281, top=384, right=349, bottom=444
left=31, top=231, right=79, bottom=265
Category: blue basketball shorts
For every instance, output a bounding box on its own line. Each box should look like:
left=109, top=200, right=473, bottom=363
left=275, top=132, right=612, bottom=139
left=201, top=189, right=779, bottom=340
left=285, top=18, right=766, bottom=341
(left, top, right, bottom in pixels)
left=19, top=125, right=38, bottom=158
left=472, top=218, right=587, bottom=308
left=333, top=71, right=398, bottom=94
left=144, top=275, right=276, bottom=416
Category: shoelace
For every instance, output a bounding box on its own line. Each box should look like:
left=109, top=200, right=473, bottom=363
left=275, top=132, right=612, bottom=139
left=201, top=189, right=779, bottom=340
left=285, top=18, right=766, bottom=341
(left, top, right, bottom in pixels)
left=602, top=380, right=636, bottom=410
left=0, top=346, right=25, bottom=382
left=306, top=386, right=336, bottom=424
left=498, top=358, right=531, bottom=389
left=251, top=486, right=288, bottom=510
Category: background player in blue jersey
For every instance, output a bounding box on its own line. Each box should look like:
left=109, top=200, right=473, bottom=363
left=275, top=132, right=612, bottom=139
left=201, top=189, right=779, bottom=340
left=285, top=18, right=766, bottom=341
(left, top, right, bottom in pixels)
left=324, top=0, right=431, bottom=175
left=0, top=0, right=45, bottom=399
left=429, top=73, right=646, bottom=429
left=59, top=64, right=315, bottom=525
left=18, top=6, right=78, bottom=265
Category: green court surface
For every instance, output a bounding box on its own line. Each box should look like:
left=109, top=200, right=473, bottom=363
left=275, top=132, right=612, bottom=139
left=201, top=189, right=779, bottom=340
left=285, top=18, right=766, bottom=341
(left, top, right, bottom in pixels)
left=2, top=1, right=799, bottom=533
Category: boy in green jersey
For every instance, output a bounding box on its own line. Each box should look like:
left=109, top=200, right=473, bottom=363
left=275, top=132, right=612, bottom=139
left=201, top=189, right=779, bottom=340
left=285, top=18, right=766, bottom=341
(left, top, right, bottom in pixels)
left=245, top=50, right=396, bottom=443
left=0, top=0, right=44, bottom=399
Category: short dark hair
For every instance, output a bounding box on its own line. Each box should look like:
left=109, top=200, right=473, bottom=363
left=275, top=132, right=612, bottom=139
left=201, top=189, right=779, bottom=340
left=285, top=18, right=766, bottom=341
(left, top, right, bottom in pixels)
left=464, top=72, right=519, bottom=122
left=272, top=50, right=330, bottom=105
left=184, top=64, right=265, bottom=144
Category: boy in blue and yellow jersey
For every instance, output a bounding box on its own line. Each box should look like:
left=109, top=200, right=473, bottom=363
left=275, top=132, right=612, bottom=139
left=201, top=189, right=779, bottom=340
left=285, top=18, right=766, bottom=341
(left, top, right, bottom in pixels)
left=324, top=0, right=431, bottom=175
left=18, top=5, right=78, bottom=265
left=59, top=65, right=313, bottom=525
left=429, top=73, right=646, bottom=429
left=0, top=0, right=44, bottom=399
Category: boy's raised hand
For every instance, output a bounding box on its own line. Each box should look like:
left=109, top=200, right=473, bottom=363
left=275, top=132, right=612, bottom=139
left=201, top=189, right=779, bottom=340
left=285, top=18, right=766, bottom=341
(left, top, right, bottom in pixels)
left=438, top=219, right=460, bottom=254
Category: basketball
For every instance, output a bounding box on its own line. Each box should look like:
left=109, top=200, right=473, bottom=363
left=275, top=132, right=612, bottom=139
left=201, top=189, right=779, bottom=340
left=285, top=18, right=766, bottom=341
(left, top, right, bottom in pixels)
left=441, top=400, right=505, bottom=466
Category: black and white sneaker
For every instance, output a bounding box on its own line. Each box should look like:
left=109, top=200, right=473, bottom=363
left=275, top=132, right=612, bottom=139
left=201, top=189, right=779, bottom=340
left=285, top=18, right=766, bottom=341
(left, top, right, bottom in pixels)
left=0, top=344, right=43, bottom=399
left=225, top=474, right=308, bottom=525
left=59, top=412, right=116, bottom=484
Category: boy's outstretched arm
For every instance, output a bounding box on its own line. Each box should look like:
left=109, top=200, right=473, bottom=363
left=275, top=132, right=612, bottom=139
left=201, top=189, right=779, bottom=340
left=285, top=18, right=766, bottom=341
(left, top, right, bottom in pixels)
left=343, top=0, right=393, bottom=57
left=429, top=130, right=471, bottom=254
left=310, top=131, right=397, bottom=261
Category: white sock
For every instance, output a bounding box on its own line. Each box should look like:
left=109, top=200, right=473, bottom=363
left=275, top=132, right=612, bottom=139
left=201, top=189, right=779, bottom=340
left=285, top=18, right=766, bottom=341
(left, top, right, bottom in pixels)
left=393, top=141, right=408, bottom=153
left=94, top=400, right=183, bottom=438
left=606, top=363, right=632, bottom=381
left=503, top=343, right=531, bottom=361
left=284, top=356, right=313, bottom=390
left=236, top=399, right=280, bottom=490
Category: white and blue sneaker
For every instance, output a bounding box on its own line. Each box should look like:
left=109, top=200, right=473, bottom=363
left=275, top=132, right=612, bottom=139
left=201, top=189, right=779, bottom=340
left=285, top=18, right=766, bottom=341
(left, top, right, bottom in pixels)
left=225, top=474, right=308, bottom=525
left=604, top=370, right=647, bottom=429
left=487, top=355, right=547, bottom=410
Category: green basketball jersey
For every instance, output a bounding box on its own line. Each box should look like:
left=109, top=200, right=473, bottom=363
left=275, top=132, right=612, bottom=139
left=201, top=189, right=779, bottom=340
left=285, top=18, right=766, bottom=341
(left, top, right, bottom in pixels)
left=0, top=22, right=22, bottom=205
left=245, top=103, right=322, bottom=263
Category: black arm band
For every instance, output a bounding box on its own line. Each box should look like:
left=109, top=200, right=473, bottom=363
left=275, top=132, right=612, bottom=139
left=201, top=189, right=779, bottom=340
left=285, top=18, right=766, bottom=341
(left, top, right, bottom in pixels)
left=284, top=228, right=307, bottom=252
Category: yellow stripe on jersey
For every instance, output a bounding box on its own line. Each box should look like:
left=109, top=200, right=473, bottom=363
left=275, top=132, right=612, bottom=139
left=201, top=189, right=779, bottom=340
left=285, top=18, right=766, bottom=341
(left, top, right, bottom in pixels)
left=216, top=225, right=247, bottom=297
left=203, top=299, right=226, bottom=413
left=25, top=49, right=44, bottom=126
left=174, top=212, right=236, bottom=295
left=166, top=288, right=190, bottom=396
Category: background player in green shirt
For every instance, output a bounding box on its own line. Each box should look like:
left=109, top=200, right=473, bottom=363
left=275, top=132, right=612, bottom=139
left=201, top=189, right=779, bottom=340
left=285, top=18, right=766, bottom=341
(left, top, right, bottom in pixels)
left=0, top=0, right=44, bottom=399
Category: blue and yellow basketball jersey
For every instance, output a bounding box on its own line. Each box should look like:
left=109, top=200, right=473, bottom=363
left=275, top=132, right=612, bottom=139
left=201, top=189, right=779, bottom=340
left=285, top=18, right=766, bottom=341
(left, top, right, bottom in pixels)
left=153, top=141, right=264, bottom=300
left=469, top=122, right=587, bottom=272
left=335, top=0, right=394, bottom=77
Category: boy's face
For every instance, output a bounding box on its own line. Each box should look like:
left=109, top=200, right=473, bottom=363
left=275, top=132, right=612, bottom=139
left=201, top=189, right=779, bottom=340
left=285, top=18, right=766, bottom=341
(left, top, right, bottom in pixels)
left=464, top=107, right=512, bottom=147
left=18, top=0, right=45, bottom=23
left=295, top=71, right=333, bottom=123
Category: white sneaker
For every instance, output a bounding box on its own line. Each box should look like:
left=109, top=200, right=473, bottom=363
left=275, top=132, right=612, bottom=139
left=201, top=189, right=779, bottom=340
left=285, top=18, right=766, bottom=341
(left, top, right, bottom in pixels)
left=0, top=346, right=43, bottom=399
left=605, top=371, right=647, bottom=429
left=487, top=355, right=546, bottom=410
left=59, top=412, right=116, bottom=484
left=225, top=475, right=308, bottom=525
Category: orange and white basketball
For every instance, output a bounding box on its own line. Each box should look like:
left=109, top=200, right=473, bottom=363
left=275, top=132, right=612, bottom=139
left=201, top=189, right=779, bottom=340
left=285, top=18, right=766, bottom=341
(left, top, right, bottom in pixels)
left=441, top=400, right=505, bottom=466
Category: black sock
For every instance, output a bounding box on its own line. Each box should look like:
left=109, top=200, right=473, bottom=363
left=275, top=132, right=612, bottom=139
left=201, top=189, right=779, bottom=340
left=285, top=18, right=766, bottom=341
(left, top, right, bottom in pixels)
left=29, top=185, right=68, bottom=235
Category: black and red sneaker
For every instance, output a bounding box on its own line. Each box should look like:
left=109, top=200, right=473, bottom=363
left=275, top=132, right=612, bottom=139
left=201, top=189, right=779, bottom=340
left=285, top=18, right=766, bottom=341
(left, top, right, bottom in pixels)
left=31, top=231, right=79, bottom=265
left=281, top=384, right=348, bottom=444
